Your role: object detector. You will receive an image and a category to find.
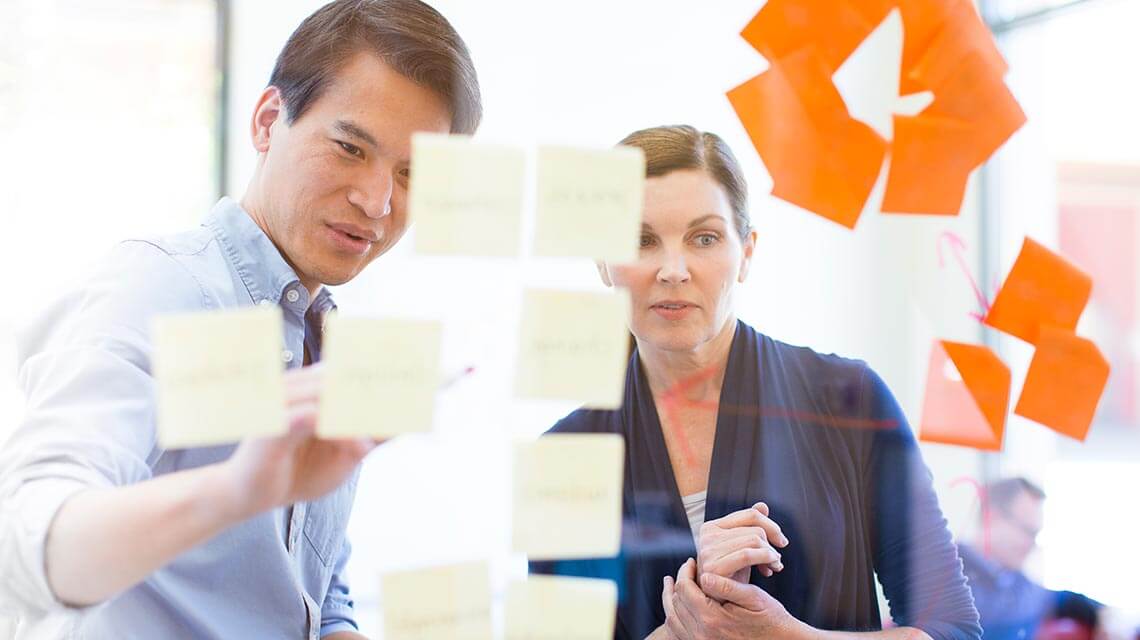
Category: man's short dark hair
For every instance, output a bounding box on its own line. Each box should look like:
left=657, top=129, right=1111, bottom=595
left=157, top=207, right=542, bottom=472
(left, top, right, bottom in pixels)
left=269, top=0, right=482, bottom=134
left=986, top=477, right=1046, bottom=513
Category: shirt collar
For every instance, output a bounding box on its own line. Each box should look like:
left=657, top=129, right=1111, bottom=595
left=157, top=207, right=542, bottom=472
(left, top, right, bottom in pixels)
left=204, top=197, right=334, bottom=310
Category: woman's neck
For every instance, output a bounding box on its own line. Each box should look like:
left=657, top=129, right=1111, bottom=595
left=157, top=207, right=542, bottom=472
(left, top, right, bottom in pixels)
left=638, top=317, right=738, bottom=401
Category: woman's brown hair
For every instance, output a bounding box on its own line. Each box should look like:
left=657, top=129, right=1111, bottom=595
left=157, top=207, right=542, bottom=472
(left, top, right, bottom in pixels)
left=618, top=125, right=751, bottom=239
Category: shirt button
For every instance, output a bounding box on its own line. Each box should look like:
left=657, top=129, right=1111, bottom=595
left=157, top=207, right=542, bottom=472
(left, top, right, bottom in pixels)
left=282, top=350, right=294, bottom=363
left=285, top=289, right=300, bottom=303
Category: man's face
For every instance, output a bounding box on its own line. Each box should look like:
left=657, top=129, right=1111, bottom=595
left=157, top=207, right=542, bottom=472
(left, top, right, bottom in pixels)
left=989, top=491, right=1044, bottom=571
left=250, top=52, right=452, bottom=290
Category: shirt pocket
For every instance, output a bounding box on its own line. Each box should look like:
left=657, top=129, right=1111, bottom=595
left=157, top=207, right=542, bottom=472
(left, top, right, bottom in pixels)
left=302, top=471, right=359, bottom=567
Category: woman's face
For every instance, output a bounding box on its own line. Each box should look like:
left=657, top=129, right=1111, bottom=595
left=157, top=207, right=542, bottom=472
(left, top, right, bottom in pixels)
left=600, top=168, right=755, bottom=354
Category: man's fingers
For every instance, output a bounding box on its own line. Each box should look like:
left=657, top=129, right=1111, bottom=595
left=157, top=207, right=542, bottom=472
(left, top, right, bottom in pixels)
left=699, top=573, right=767, bottom=611
left=285, top=401, right=319, bottom=440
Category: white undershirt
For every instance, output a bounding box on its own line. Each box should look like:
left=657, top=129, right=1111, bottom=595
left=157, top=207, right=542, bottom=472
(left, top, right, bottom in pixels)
left=682, top=490, right=708, bottom=542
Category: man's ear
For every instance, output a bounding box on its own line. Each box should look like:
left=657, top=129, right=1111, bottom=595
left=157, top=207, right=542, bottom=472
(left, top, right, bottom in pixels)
left=596, top=261, right=615, bottom=287
left=737, top=228, right=757, bottom=283
left=250, top=86, right=285, bottom=153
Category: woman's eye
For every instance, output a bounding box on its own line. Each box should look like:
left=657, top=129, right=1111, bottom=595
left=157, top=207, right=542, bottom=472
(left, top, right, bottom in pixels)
left=639, top=235, right=656, bottom=248
left=337, top=141, right=363, bottom=158
left=695, top=233, right=719, bottom=247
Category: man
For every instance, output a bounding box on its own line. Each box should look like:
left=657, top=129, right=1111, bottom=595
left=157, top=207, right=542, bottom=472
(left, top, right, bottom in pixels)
left=959, top=478, right=1102, bottom=640
left=0, top=1, right=481, bottom=637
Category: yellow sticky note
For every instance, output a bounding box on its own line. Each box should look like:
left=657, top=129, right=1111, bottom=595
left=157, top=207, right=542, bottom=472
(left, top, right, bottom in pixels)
left=318, top=316, right=441, bottom=438
left=534, top=145, right=645, bottom=262
left=512, top=433, right=625, bottom=560
left=505, top=575, right=618, bottom=640
left=514, top=289, right=630, bottom=409
left=381, top=561, right=492, bottom=640
left=152, top=306, right=285, bottom=449
left=409, top=133, right=526, bottom=257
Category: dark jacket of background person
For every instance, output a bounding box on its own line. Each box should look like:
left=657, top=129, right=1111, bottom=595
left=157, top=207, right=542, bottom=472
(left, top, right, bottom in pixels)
left=959, top=543, right=1102, bottom=640
left=533, top=321, right=981, bottom=640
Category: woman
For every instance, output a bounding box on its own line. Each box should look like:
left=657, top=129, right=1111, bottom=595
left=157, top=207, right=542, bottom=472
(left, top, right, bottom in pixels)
left=531, top=126, right=980, bottom=640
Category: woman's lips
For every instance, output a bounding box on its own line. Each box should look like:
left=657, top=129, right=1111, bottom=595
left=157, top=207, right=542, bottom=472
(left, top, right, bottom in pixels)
left=650, top=302, right=696, bottom=320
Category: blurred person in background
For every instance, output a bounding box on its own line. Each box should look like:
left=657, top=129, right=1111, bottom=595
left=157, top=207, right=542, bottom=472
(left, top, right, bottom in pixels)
left=959, top=477, right=1105, bottom=640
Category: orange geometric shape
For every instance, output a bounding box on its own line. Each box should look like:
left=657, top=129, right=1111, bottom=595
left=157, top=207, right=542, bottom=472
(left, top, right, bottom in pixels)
left=919, top=340, right=1010, bottom=451
left=1014, top=327, right=1110, bottom=441
left=726, top=47, right=888, bottom=229
left=984, top=237, right=1093, bottom=345
left=897, top=0, right=981, bottom=95
left=909, top=4, right=1007, bottom=93
left=922, top=55, right=1027, bottom=166
left=881, top=114, right=975, bottom=215
left=740, top=0, right=896, bottom=72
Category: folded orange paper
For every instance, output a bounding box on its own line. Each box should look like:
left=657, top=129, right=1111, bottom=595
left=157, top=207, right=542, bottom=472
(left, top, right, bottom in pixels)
left=920, top=340, right=1010, bottom=451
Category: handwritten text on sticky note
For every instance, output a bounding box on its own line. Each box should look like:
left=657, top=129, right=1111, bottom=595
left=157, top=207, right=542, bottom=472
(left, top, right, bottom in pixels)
left=534, top=145, right=645, bottom=262
left=381, top=561, right=493, bottom=640
left=319, top=315, right=441, bottom=438
left=409, top=133, right=526, bottom=257
left=152, top=306, right=285, bottom=449
left=514, top=289, right=630, bottom=409
left=513, top=433, right=624, bottom=560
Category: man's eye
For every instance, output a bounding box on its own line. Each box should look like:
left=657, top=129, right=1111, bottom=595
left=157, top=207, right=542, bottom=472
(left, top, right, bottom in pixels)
left=337, top=141, right=363, bottom=158
left=639, top=235, right=656, bottom=248
left=397, top=167, right=411, bottom=179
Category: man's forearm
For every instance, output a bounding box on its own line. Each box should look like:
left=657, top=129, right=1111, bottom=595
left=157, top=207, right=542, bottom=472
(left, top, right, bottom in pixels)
left=46, top=463, right=245, bottom=607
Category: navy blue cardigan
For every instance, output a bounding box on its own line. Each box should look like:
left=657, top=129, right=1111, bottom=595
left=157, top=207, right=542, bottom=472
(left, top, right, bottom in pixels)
left=532, top=321, right=980, bottom=640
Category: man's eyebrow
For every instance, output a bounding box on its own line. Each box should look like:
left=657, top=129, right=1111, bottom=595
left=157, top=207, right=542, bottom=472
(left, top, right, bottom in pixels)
left=333, top=119, right=379, bottom=150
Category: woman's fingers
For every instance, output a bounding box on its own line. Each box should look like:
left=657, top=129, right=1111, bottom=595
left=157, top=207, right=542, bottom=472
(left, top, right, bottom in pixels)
left=705, top=547, right=782, bottom=577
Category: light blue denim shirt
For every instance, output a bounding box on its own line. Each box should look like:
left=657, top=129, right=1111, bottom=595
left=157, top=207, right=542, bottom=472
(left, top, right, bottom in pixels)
left=0, top=198, right=359, bottom=639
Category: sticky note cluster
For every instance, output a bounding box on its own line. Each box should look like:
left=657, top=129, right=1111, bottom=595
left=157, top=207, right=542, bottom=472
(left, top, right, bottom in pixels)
left=728, top=0, right=1025, bottom=227
left=153, top=308, right=446, bottom=446
left=409, top=134, right=645, bottom=262
left=920, top=238, right=1109, bottom=449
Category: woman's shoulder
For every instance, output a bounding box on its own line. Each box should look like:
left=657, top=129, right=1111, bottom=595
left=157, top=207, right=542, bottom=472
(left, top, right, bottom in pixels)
left=546, top=406, right=622, bottom=436
left=756, top=329, right=873, bottom=388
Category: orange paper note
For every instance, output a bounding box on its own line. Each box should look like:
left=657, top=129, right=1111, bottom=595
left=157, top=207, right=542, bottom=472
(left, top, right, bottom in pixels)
left=727, top=47, right=887, bottom=228
left=740, top=0, right=895, bottom=72
left=984, top=237, right=1093, bottom=345
left=920, top=341, right=1011, bottom=451
left=1014, top=327, right=1109, bottom=441
left=882, top=114, right=975, bottom=215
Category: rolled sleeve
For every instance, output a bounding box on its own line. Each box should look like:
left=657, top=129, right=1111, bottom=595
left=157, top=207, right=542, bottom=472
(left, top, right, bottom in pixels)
left=319, top=536, right=358, bottom=637
left=0, top=241, right=210, bottom=616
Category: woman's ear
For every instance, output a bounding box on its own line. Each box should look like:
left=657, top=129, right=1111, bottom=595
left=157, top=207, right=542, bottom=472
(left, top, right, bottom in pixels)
left=738, top=228, right=757, bottom=283
left=250, top=86, right=284, bottom=153
left=596, top=260, right=615, bottom=287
